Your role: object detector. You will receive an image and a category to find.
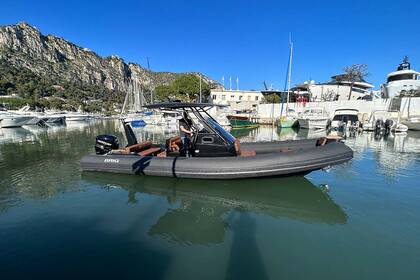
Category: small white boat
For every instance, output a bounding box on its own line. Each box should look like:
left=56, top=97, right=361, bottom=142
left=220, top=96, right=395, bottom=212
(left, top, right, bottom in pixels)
left=330, top=109, right=360, bottom=131
left=0, top=114, right=34, bottom=128
left=363, top=110, right=408, bottom=132
left=65, top=112, right=91, bottom=122
left=297, top=107, right=330, bottom=130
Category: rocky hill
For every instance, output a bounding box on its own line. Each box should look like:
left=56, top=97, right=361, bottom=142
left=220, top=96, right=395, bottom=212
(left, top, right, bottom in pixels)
left=0, top=22, right=220, bottom=95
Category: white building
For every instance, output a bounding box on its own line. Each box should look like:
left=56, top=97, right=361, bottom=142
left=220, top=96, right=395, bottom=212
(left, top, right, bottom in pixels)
left=210, top=89, right=264, bottom=109
left=382, top=57, right=420, bottom=98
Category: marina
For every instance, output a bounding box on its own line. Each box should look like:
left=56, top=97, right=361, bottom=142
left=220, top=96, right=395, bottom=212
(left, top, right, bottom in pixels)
left=1, top=120, right=420, bottom=278
left=1, top=1, right=420, bottom=278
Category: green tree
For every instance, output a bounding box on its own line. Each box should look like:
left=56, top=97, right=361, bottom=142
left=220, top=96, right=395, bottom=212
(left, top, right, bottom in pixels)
left=263, top=94, right=281, bottom=103
left=155, top=74, right=210, bottom=102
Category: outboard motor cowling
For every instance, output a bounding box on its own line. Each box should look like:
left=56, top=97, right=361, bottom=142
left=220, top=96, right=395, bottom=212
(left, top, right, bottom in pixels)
left=95, top=135, right=119, bottom=155
left=384, top=119, right=394, bottom=131
left=375, top=119, right=384, bottom=131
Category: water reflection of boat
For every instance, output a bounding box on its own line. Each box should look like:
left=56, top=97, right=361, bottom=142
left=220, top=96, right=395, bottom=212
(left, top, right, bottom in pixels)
left=83, top=174, right=347, bottom=245
left=342, top=131, right=420, bottom=175
left=229, top=127, right=259, bottom=139
left=229, top=126, right=300, bottom=143
left=0, top=127, right=36, bottom=144
left=277, top=127, right=299, bottom=141
left=297, top=127, right=327, bottom=139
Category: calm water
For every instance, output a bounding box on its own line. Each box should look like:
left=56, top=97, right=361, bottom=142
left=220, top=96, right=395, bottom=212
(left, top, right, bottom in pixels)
left=1, top=121, right=420, bottom=279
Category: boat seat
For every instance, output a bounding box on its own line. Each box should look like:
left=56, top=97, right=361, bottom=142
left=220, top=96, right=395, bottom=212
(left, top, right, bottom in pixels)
left=166, top=136, right=182, bottom=152
left=234, top=139, right=241, bottom=155
left=110, top=149, right=129, bottom=155
left=138, top=147, right=162, bottom=156
left=234, top=139, right=256, bottom=156
left=125, top=141, right=153, bottom=153
left=316, top=136, right=342, bottom=146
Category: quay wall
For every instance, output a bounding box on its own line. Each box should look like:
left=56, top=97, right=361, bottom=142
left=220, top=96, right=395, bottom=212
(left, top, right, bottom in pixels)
left=256, top=97, right=420, bottom=119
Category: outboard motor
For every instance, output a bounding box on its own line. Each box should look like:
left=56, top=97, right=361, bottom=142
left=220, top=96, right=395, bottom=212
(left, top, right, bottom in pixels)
left=375, top=119, right=384, bottom=131
left=384, top=119, right=394, bottom=133
left=95, top=135, right=119, bottom=155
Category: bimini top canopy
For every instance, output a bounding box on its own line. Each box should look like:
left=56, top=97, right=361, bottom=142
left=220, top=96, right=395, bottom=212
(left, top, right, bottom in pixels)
left=144, top=102, right=226, bottom=111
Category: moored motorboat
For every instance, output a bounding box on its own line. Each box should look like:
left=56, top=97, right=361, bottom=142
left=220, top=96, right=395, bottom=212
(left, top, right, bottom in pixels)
left=227, top=110, right=259, bottom=128
left=81, top=103, right=353, bottom=179
left=297, top=107, right=330, bottom=130
left=0, top=113, right=34, bottom=128
left=362, top=110, right=408, bottom=133
left=330, top=108, right=361, bottom=131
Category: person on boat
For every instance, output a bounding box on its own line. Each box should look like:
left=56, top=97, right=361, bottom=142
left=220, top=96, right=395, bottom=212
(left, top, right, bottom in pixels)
left=179, top=112, right=194, bottom=157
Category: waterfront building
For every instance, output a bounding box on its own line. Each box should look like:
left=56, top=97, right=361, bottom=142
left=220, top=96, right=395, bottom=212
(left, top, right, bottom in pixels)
left=382, top=57, right=420, bottom=98
left=210, top=89, right=264, bottom=110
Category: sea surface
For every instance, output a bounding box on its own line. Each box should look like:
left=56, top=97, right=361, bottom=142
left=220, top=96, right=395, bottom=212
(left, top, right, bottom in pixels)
left=1, top=120, right=420, bottom=279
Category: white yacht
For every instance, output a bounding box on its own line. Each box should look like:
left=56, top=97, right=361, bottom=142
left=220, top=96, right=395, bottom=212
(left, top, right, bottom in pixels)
left=0, top=111, right=34, bottom=128
left=297, top=107, right=330, bottom=130
left=362, top=110, right=408, bottom=132
left=382, top=57, right=420, bottom=98
left=44, top=108, right=88, bottom=122
left=10, top=105, right=67, bottom=125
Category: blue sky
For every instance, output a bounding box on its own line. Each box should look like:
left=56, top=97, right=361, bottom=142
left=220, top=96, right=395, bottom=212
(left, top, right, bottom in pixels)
left=1, top=0, right=419, bottom=90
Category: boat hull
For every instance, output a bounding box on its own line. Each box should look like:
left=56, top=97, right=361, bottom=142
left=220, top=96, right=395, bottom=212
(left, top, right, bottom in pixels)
left=403, top=120, right=420, bottom=131
left=279, top=118, right=297, bottom=128
left=298, top=118, right=330, bottom=129
left=81, top=140, right=353, bottom=179
left=0, top=116, right=33, bottom=128
left=227, top=116, right=259, bottom=128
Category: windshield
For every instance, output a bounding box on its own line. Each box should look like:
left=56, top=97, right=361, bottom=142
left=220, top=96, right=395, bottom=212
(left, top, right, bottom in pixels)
left=206, top=118, right=236, bottom=144
left=332, top=115, right=359, bottom=122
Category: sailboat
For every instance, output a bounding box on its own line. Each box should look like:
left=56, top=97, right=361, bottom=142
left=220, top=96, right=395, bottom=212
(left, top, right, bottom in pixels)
left=278, top=38, right=298, bottom=128
left=121, top=80, right=148, bottom=127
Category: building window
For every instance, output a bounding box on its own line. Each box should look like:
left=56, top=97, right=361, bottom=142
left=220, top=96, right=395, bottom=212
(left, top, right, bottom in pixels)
left=231, top=95, right=235, bottom=100
left=212, top=95, right=217, bottom=100
left=255, top=96, right=259, bottom=101
left=239, top=96, right=243, bottom=101
left=222, top=95, right=226, bottom=101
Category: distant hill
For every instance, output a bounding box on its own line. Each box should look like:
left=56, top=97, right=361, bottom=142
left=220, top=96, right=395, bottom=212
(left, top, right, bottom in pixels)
left=0, top=22, right=220, bottom=111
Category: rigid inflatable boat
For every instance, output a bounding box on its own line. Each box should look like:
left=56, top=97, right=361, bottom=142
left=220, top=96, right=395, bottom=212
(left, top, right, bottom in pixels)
left=81, top=103, right=353, bottom=179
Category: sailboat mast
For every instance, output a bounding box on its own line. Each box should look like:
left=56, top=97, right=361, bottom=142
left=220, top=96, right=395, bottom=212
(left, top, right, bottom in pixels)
left=121, top=83, right=130, bottom=115
left=286, top=40, right=293, bottom=114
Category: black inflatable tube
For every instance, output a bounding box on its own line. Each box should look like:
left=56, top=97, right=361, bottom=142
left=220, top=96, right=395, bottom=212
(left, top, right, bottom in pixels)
left=81, top=140, right=353, bottom=179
